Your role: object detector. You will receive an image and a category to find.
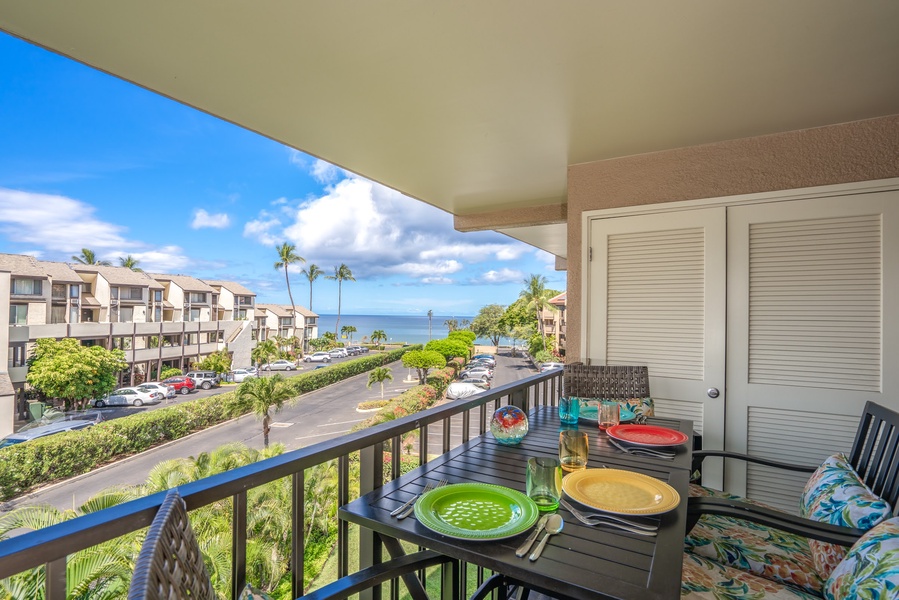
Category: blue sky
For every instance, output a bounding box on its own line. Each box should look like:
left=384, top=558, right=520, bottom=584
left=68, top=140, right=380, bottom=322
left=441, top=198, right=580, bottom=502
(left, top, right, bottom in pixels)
left=0, top=33, right=565, bottom=316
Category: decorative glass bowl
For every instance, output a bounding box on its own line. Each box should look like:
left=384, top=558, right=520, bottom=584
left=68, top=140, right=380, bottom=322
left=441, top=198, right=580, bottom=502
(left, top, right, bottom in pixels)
left=490, top=405, right=529, bottom=445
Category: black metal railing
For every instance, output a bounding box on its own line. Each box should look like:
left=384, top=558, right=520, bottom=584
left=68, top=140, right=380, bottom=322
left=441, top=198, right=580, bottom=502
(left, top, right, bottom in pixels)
left=0, top=369, right=563, bottom=600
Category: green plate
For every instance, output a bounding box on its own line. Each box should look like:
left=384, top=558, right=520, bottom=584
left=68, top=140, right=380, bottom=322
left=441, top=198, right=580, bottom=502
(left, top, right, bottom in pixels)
left=414, top=483, right=539, bottom=540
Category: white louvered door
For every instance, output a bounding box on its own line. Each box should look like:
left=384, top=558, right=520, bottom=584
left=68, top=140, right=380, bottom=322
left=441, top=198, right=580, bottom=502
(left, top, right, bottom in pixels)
left=588, top=208, right=727, bottom=488
left=725, top=193, right=899, bottom=511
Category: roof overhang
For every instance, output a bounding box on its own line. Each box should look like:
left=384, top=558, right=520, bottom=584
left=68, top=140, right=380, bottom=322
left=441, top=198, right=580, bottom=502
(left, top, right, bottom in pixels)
left=3, top=2, right=899, bottom=259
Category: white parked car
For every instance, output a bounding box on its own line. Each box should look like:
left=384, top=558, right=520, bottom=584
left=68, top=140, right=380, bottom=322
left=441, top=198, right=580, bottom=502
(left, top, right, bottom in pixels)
left=262, top=360, right=297, bottom=371
left=539, top=362, right=565, bottom=372
left=446, top=382, right=488, bottom=400
left=329, top=348, right=348, bottom=358
left=230, top=369, right=256, bottom=383
left=304, top=352, right=332, bottom=363
left=138, top=382, right=176, bottom=399
left=461, top=367, right=494, bottom=380
left=92, top=387, right=163, bottom=408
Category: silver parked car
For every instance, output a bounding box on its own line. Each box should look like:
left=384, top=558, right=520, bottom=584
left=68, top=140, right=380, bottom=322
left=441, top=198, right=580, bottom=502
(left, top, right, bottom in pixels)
left=230, top=369, right=256, bottom=383
left=262, top=359, right=297, bottom=371
left=91, top=387, right=164, bottom=408
left=138, top=382, right=176, bottom=399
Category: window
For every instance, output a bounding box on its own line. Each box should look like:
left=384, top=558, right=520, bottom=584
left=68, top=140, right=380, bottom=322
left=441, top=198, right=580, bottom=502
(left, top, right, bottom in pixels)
left=237, top=309, right=248, bottom=320
left=189, top=308, right=201, bottom=322
left=11, top=278, right=41, bottom=295
left=8, top=344, right=26, bottom=368
left=154, top=290, right=163, bottom=302
left=70, top=306, right=79, bottom=324
left=189, top=292, right=207, bottom=303
left=110, top=287, right=119, bottom=300
left=119, top=307, right=134, bottom=322
left=50, top=305, right=66, bottom=324
left=238, top=296, right=253, bottom=306
left=280, top=317, right=294, bottom=327
left=70, top=284, right=80, bottom=298
left=52, top=283, right=66, bottom=298
left=163, top=335, right=181, bottom=347
left=112, top=337, right=132, bottom=350
left=122, top=287, right=142, bottom=300
left=154, top=306, right=162, bottom=322
left=9, top=304, right=27, bottom=325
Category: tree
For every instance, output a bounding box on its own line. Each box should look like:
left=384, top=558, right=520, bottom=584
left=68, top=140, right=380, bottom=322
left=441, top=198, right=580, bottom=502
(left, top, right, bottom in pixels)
left=402, top=350, right=447, bottom=385
left=301, top=264, right=325, bottom=311
left=118, top=255, right=142, bottom=271
left=326, top=263, right=355, bottom=338
left=371, top=329, right=387, bottom=347
left=252, top=339, right=278, bottom=371
left=274, top=242, right=305, bottom=317
left=424, top=338, right=469, bottom=361
left=471, top=304, right=508, bottom=347
left=235, top=375, right=294, bottom=448
left=444, top=318, right=458, bottom=332
left=366, top=367, right=394, bottom=399
left=448, top=330, right=476, bottom=347
left=519, top=274, right=557, bottom=352
left=195, top=349, right=232, bottom=375
left=427, top=310, right=433, bottom=340
left=71, top=248, right=111, bottom=266
left=26, top=338, right=126, bottom=410
left=341, top=325, right=357, bottom=343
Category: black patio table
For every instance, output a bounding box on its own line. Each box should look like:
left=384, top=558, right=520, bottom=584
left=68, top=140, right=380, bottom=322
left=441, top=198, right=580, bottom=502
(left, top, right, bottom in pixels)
left=339, top=407, right=693, bottom=600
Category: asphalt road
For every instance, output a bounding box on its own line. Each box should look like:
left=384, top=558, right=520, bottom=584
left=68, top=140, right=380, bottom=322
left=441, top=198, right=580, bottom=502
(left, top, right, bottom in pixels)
left=3, top=352, right=538, bottom=513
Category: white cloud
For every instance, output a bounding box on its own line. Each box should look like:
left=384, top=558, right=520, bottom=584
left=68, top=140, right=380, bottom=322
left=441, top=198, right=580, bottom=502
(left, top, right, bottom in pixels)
left=127, top=246, right=191, bottom=272
left=243, top=214, right=282, bottom=246
left=421, top=276, right=454, bottom=284
left=310, top=159, right=341, bottom=184
left=0, top=187, right=129, bottom=252
left=191, top=209, right=231, bottom=229
left=472, top=268, right=525, bottom=284
left=382, top=260, right=463, bottom=278
left=419, top=242, right=528, bottom=262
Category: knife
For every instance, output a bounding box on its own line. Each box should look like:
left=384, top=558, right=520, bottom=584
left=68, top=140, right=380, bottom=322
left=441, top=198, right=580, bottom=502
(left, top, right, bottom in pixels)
left=515, top=515, right=549, bottom=557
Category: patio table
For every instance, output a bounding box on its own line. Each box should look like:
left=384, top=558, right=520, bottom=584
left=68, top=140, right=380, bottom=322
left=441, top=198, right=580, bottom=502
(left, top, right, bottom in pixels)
left=339, top=406, right=692, bottom=600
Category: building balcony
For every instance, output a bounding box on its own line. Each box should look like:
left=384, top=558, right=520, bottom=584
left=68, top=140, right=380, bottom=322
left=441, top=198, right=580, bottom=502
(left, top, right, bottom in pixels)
left=0, top=370, right=563, bottom=600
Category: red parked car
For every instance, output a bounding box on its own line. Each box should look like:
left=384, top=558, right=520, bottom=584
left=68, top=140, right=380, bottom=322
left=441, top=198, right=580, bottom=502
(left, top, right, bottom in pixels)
left=162, top=376, right=196, bottom=395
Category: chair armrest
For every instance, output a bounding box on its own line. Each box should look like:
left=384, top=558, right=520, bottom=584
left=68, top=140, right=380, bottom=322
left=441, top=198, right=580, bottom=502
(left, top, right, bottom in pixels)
left=691, top=450, right=818, bottom=476
left=687, top=496, right=864, bottom=547
left=299, top=550, right=453, bottom=600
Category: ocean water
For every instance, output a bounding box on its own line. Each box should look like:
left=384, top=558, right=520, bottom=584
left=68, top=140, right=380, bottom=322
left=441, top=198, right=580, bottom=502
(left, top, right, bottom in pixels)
left=315, top=314, right=504, bottom=346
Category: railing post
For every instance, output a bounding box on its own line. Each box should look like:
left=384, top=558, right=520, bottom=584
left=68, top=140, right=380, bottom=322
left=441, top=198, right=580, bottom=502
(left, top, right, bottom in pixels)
left=46, top=558, right=65, bottom=600
left=359, top=444, right=384, bottom=600
left=510, top=387, right=527, bottom=412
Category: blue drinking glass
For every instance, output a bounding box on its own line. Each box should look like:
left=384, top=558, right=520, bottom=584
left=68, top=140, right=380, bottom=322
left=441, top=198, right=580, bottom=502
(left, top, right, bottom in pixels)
left=559, top=396, right=579, bottom=425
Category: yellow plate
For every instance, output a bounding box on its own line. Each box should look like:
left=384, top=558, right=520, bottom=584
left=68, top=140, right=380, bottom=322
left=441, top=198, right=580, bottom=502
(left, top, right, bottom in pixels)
left=562, top=468, right=680, bottom=515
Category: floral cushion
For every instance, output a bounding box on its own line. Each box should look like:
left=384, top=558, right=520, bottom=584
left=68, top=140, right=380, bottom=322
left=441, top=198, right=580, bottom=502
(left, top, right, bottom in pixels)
left=824, top=516, right=899, bottom=600
left=682, top=552, right=821, bottom=599
left=685, top=507, right=824, bottom=596
left=800, top=453, right=892, bottom=580
left=689, top=483, right=781, bottom=510
left=239, top=583, right=273, bottom=599
left=621, top=396, right=654, bottom=417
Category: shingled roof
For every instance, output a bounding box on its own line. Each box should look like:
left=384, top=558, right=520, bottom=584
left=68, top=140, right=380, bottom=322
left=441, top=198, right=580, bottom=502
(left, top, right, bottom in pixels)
left=0, top=254, right=83, bottom=283
left=149, top=273, right=216, bottom=293
left=203, top=280, right=256, bottom=297
left=73, top=264, right=162, bottom=288
left=256, top=303, right=318, bottom=318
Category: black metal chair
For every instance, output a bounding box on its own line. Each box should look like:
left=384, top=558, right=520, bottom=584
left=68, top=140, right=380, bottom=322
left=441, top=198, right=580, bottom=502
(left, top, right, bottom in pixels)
left=562, top=364, right=651, bottom=401
left=688, top=400, right=899, bottom=546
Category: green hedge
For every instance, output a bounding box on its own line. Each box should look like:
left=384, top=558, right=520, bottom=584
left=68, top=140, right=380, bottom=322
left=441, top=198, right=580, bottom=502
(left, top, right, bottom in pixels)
left=0, top=346, right=420, bottom=501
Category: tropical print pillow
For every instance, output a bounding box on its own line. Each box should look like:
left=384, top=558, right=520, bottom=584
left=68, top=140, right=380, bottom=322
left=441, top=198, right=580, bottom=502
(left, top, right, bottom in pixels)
left=824, top=516, right=899, bottom=600
left=621, top=397, right=654, bottom=418
left=800, top=452, right=892, bottom=579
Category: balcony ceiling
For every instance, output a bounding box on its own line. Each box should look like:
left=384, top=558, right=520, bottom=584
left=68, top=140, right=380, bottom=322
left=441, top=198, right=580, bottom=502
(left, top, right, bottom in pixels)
left=2, top=2, right=899, bottom=259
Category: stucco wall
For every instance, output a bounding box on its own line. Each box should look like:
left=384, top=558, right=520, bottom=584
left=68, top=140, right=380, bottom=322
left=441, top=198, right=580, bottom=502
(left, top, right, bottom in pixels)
left=566, top=114, right=899, bottom=361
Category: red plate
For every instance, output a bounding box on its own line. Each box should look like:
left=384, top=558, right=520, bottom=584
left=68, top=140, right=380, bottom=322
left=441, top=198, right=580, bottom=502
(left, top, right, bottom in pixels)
left=606, top=424, right=689, bottom=447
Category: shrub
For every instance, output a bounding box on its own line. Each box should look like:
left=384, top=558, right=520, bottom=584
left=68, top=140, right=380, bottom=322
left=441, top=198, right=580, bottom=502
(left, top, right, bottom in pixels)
left=0, top=345, right=421, bottom=501
left=160, top=367, right=183, bottom=380
left=424, top=338, right=469, bottom=361
left=448, top=330, right=476, bottom=346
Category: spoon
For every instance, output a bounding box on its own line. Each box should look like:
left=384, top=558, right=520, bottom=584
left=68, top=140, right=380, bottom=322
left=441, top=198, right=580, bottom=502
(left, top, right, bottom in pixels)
left=529, top=513, right=563, bottom=561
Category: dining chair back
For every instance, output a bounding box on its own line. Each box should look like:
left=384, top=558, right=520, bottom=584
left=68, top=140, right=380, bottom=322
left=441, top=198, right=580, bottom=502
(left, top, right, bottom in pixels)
left=128, top=490, right=215, bottom=600
left=848, top=401, right=899, bottom=510
left=563, top=364, right=650, bottom=400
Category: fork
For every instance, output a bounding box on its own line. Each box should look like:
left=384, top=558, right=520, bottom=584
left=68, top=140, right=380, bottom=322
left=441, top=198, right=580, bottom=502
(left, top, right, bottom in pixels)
left=608, top=438, right=676, bottom=459
left=396, top=479, right=447, bottom=520
left=391, top=482, right=434, bottom=517
left=559, top=498, right=657, bottom=532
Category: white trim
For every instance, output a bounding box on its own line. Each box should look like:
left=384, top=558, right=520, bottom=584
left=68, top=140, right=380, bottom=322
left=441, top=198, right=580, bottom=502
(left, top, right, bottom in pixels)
left=581, top=177, right=899, bottom=222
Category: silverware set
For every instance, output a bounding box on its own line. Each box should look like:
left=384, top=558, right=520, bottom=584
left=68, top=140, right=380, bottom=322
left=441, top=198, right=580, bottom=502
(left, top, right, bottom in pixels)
left=559, top=497, right=658, bottom=536
left=391, top=479, right=448, bottom=520
left=608, top=437, right=676, bottom=459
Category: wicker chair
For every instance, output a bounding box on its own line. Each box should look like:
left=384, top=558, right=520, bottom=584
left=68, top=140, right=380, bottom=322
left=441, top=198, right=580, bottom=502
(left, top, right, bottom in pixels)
left=128, top=490, right=215, bottom=600
left=563, top=364, right=650, bottom=400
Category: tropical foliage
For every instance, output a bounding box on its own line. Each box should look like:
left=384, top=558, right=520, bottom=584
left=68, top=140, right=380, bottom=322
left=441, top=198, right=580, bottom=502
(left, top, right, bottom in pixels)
left=370, top=329, right=387, bottom=347
left=340, top=325, right=357, bottom=343
left=160, top=367, right=183, bottom=380
left=326, top=264, right=355, bottom=338
left=519, top=274, right=557, bottom=352
left=252, top=339, right=279, bottom=369
left=366, top=367, right=393, bottom=399
left=235, top=375, right=294, bottom=447
left=301, top=264, right=325, bottom=311
left=470, top=304, right=508, bottom=346
left=71, top=248, right=111, bottom=266
left=424, top=338, right=469, bottom=361
left=26, top=338, right=126, bottom=410
left=193, top=349, right=232, bottom=374
left=274, top=242, right=305, bottom=316
left=447, top=330, right=476, bottom=346
left=402, top=350, right=447, bottom=385
left=118, top=255, right=142, bottom=271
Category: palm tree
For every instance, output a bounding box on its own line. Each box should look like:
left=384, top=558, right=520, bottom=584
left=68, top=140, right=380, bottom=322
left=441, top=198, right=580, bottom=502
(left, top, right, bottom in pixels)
left=71, top=248, right=111, bottom=266
left=367, top=366, right=394, bottom=399
left=118, top=255, right=142, bottom=271
left=302, top=264, right=325, bottom=311
left=428, top=309, right=433, bottom=340
left=274, top=242, right=305, bottom=316
left=444, top=318, right=459, bottom=332
left=325, top=263, right=355, bottom=338
left=252, top=339, right=279, bottom=371
left=236, top=375, right=294, bottom=448
left=341, top=324, right=357, bottom=343
left=519, top=274, right=556, bottom=352
left=371, top=329, right=387, bottom=348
